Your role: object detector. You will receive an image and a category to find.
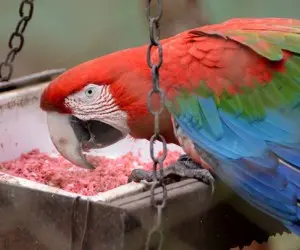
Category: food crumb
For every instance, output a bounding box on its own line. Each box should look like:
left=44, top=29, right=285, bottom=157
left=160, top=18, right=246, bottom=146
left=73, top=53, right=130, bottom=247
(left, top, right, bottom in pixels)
left=0, top=149, right=181, bottom=196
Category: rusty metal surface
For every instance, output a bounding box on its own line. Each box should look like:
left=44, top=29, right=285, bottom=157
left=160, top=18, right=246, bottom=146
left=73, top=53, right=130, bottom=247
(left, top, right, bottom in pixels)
left=0, top=182, right=125, bottom=250
left=0, top=177, right=213, bottom=250
left=115, top=180, right=283, bottom=250
left=0, top=174, right=290, bottom=250
left=114, top=179, right=213, bottom=250
left=113, top=179, right=212, bottom=230
left=0, top=69, right=65, bottom=91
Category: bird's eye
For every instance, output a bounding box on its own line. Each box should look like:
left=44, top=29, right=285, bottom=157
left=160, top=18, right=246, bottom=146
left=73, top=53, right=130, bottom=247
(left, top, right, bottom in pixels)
left=85, top=87, right=95, bottom=98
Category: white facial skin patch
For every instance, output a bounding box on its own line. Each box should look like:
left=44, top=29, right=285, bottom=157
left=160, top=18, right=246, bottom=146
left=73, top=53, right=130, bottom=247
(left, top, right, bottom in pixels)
left=65, top=83, right=130, bottom=136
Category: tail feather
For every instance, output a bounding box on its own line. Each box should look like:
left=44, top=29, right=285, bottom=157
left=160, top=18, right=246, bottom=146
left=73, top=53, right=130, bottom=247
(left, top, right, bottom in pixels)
left=210, top=146, right=300, bottom=235
left=270, top=143, right=300, bottom=170
left=215, top=161, right=298, bottom=225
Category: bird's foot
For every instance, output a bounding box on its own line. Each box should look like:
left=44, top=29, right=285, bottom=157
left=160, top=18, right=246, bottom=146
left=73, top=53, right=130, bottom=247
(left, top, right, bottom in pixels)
left=128, top=154, right=215, bottom=188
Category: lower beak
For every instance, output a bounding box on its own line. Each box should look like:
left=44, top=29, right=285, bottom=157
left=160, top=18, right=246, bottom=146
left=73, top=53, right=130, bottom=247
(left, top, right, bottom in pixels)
left=46, top=112, right=94, bottom=169
left=46, top=112, right=126, bottom=169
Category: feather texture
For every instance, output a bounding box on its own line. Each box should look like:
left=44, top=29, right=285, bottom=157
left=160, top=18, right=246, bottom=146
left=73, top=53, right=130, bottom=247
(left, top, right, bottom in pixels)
left=40, top=17, right=300, bottom=235
left=163, top=18, right=300, bottom=235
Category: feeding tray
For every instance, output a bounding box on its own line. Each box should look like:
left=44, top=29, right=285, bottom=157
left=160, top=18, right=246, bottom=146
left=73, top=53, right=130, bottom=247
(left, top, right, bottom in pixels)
left=0, top=75, right=213, bottom=250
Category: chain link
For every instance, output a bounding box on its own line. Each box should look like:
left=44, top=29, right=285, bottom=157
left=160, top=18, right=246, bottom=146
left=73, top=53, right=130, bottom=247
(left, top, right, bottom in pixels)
left=0, top=0, right=35, bottom=82
left=145, top=0, right=168, bottom=249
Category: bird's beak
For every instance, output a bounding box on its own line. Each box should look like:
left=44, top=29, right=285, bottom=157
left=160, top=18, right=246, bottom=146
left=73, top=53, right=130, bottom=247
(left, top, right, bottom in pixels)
left=46, top=112, right=94, bottom=169
left=46, top=112, right=126, bottom=169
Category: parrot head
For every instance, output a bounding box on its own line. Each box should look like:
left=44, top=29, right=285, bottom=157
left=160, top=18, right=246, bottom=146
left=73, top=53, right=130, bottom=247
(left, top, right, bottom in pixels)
left=40, top=47, right=176, bottom=169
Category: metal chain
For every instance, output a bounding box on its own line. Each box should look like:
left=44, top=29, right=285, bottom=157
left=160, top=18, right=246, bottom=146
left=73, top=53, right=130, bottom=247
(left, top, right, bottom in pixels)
left=0, top=0, right=35, bottom=82
left=145, top=0, right=168, bottom=249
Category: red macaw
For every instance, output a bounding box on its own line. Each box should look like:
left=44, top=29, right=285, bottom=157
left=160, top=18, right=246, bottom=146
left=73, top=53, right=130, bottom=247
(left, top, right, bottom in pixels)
left=40, top=18, right=300, bottom=235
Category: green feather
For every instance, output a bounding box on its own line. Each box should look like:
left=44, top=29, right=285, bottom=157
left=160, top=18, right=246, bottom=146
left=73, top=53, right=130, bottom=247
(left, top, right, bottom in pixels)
left=205, top=57, right=300, bottom=122
left=169, top=22, right=300, bottom=125
left=251, top=88, right=266, bottom=120
left=229, top=95, right=244, bottom=115
left=222, top=57, right=300, bottom=120
left=175, top=92, right=203, bottom=128
left=222, top=27, right=300, bottom=61
left=260, top=85, right=278, bottom=108
left=258, top=32, right=300, bottom=54
left=285, top=57, right=300, bottom=87
left=166, top=22, right=300, bottom=146
left=196, top=80, right=212, bottom=98
left=219, top=96, right=241, bottom=115
left=223, top=30, right=284, bottom=61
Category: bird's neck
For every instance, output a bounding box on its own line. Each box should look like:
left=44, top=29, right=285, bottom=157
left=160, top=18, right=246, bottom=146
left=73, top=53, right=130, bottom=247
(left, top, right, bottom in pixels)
left=109, top=44, right=178, bottom=145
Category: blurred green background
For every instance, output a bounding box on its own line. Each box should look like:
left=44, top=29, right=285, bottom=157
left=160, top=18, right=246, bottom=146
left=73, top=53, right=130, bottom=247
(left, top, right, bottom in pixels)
left=1, top=0, right=300, bottom=79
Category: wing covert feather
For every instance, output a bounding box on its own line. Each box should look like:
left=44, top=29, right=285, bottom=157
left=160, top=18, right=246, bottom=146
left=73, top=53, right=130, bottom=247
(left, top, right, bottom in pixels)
left=161, top=18, right=300, bottom=234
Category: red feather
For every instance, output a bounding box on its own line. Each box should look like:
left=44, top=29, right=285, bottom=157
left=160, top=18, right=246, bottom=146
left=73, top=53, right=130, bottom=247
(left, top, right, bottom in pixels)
left=40, top=17, right=299, bottom=143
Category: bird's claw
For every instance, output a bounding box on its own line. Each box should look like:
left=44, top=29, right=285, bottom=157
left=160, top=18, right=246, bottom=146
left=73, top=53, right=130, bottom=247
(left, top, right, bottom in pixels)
left=128, top=154, right=215, bottom=188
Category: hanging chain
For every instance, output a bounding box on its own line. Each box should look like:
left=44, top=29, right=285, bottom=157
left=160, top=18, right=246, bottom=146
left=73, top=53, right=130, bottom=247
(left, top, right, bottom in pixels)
left=145, top=0, right=168, bottom=250
left=0, top=0, right=35, bottom=82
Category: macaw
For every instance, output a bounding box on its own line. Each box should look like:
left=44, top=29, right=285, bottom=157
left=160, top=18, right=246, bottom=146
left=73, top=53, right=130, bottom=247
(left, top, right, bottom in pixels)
left=40, top=18, right=300, bottom=235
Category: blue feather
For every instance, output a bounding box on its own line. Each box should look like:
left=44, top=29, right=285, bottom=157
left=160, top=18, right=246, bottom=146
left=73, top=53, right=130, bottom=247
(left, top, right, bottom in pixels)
left=173, top=92, right=300, bottom=235
left=197, top=96, right=223, bottom=140
left=219, top=110, right=298, bottom=144
left=269, top=143, right=300, bottom=168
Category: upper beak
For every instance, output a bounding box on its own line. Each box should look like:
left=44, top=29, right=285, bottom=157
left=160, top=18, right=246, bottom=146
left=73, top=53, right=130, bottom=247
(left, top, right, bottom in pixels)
left=46, top=112, right=126, bottom=169
left=46, top=112, right=94, bottom=169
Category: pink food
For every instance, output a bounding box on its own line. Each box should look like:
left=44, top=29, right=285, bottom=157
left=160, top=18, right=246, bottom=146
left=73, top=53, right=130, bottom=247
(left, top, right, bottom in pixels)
left=0, top=149, right=181, bottom=196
